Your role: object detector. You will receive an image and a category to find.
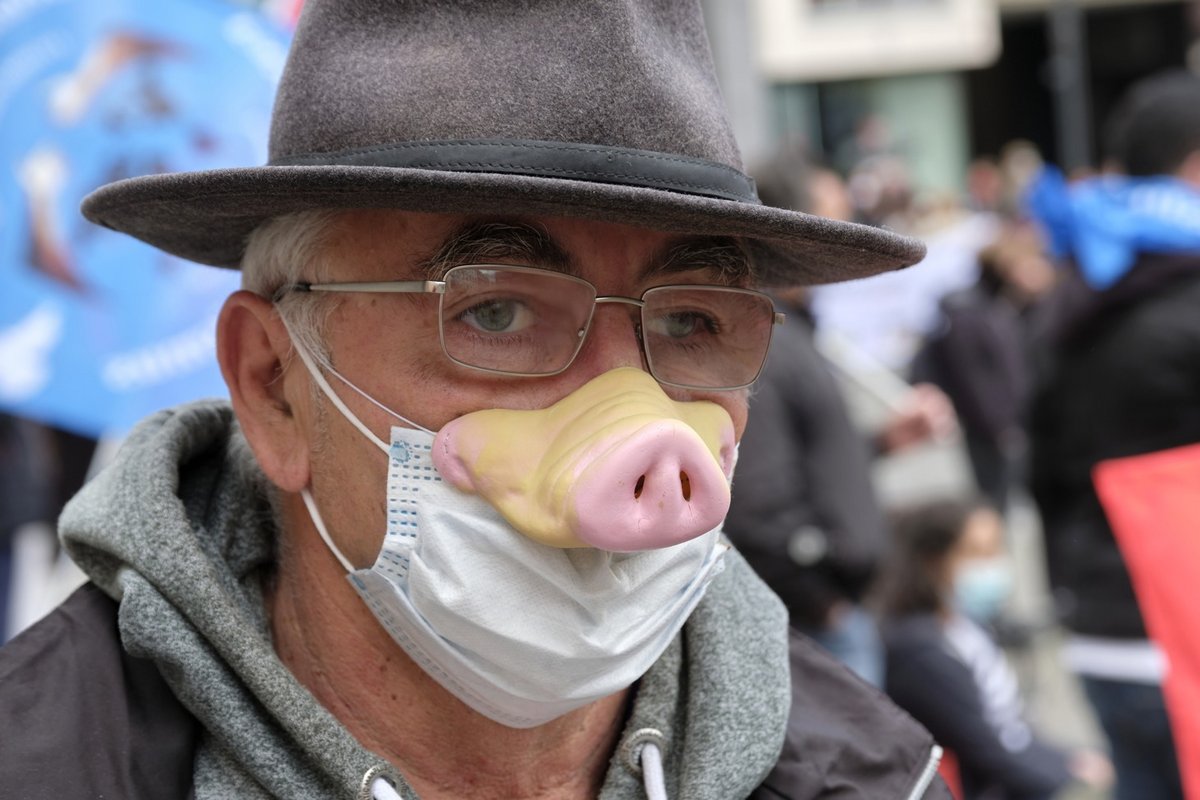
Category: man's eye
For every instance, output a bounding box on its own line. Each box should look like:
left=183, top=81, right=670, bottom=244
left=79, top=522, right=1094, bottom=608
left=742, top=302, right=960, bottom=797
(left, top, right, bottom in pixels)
left=461, top=299, right=533, bottom=333
left=655, top=311, right=718, bottom=338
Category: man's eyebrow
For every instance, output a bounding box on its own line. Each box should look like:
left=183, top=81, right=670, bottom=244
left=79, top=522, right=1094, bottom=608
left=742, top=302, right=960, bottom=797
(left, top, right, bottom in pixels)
left=645, top=236, right=753, bottom=285
left=417, top=220, right=575, bottom=279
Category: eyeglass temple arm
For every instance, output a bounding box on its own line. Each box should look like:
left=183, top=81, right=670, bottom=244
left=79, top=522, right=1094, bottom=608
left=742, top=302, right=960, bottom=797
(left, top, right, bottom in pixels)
left=273, top=279, right=448, bottom=302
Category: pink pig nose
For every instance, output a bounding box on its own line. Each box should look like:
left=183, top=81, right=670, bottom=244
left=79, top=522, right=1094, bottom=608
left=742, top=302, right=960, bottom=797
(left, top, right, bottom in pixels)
left=571, top=420, right=733, bottom=552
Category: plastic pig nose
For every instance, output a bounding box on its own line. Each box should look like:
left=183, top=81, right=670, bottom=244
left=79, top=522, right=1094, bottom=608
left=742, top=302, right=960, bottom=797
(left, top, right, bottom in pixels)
left=570, top=419, right=731, bottom=552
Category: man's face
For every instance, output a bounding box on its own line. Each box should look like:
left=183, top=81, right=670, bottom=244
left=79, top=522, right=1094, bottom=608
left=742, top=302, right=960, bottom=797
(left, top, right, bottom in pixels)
left=287, top=209, right=753, bottom=567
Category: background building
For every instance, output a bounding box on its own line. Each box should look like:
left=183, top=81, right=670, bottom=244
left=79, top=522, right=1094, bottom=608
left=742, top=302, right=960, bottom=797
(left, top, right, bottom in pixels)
left=706, top=0, right=1200, bottom=195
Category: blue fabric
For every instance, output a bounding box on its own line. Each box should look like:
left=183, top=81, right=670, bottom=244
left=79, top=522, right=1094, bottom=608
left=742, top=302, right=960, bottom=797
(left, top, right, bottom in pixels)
left=0, top=1, right=289, bottom=437
left=1026, top=167, right=1200, bottom=290
left=797, top=604, right=885, bottom=689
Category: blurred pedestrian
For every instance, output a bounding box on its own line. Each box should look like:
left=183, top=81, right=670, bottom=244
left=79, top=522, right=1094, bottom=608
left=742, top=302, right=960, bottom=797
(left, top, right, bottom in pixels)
left=1027, top=69, right=1200, bottom=800
left=877, top=497, right=1114, bottom=800
left=726, top=149, right=956, bottom=687
left=911, top=222, right=1057, bottom=512
left=0, top=415, right=44, bottom=640
left=0, top=415, right=95, bottom=641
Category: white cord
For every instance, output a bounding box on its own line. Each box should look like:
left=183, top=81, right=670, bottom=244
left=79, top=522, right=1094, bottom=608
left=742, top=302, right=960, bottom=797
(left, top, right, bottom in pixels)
left=367, top=745, right=668, bottom=800
left=640, top=742, right=668, bottom=800
left=300, top=488, right=356, bottom=573
left=323, top=359, right=434, bottom=436
left=371, top=776, right=404, bottom=800
left=282, top=317, right=433, bottom=453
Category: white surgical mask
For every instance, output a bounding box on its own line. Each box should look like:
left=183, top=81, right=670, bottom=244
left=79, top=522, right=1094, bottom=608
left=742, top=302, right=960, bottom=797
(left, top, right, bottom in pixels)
left=287, top=337, right=729, bottom=728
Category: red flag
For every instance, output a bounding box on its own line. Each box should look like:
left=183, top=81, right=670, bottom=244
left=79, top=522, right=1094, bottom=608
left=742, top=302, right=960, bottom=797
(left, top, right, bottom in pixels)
left=937, top=749, right=964, bottom=800
left=1094, top=443, right=1200, bottom=799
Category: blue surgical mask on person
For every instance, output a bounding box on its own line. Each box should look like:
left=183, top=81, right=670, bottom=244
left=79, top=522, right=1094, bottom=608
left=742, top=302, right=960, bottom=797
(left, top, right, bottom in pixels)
left=952, top=557, right=1013, bottom=622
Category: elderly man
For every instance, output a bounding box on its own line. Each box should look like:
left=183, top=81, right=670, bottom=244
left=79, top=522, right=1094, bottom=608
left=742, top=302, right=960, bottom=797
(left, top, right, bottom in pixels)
left=0, top=2, right=950, bottom=798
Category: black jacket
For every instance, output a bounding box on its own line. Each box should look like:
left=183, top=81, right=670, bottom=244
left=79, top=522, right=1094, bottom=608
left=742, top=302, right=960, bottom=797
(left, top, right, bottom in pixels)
left=1029, top=257, right=1200, bottom=637
left=912, top=284, right=1029, bottom=448
left=0, top=583, right=950, bottom=800
left=883, top=614, right=1072, bottom=800
left=725, top=307, right=888, bottom=627
left=910, top=284, right=1031, bottom=510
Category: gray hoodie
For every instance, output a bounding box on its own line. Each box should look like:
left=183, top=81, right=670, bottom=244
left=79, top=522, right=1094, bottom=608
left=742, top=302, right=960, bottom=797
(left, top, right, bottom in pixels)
left=56, top=400, right=796, bottom=799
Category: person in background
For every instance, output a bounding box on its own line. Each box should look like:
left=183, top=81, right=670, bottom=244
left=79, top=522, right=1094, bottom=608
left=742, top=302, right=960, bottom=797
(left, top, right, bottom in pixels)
left=876, top=498, right=1113, bottom=800
left=1026, top=69, right=1200, bottom=800
left=0, top=415, right=43, bottom=640
left=910, top=223, right=1057, bottom=513
left=726, top=147, right=956, bottom=687
left=964, top=158, right=1004, bottom=215
left=0, top=416, right=96, bottom=642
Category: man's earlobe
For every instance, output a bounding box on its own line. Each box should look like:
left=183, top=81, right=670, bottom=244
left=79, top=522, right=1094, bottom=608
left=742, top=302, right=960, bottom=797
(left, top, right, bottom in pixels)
left=217, top=290, right=310, bottom=492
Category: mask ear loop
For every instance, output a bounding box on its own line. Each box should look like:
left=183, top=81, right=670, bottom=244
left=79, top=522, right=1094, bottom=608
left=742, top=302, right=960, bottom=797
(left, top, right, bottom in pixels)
left=279, top=316, right=434, bottom=573
left=283, top=323, right=434, bottom=449
left=327, top=365, right=434, bottom=436
left=301, top=488, right=356, bottom=574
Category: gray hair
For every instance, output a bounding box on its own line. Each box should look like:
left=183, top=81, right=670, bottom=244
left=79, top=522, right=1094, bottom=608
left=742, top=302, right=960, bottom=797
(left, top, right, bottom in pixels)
left=241, top=209, right=344, bottom=367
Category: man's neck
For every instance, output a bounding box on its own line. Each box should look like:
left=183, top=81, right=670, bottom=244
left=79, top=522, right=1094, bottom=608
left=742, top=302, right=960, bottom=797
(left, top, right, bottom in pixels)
left=265, top=531, right=630, bottom=800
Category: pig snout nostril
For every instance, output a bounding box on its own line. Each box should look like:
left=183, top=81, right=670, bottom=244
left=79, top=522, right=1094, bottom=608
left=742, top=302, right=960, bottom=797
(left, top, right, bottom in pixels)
left=575, top=432, right=731, bottom=549
left=632, top=470, right=694, bottom=501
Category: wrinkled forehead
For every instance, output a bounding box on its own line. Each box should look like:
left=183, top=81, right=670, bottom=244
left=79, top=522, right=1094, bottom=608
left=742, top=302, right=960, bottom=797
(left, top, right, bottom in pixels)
left=313, top=209, right=755, bottom=286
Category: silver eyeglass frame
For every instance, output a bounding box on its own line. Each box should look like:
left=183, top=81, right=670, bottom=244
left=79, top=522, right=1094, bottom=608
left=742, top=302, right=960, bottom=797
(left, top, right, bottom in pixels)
left=274, top=263, right=785, bottom=391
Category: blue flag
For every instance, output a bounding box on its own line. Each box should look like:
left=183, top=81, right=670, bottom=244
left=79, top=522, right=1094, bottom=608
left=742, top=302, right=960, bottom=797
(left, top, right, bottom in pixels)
left=0, top=0, right=290, bottom=436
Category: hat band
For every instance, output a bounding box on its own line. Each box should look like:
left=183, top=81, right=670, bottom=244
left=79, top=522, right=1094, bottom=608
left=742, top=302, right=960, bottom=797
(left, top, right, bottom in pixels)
left=269, top=139, right=759, bottom=203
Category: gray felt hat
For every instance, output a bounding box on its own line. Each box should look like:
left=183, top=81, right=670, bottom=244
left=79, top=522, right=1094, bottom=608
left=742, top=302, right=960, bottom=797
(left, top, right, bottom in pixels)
left=81, top=0, right=925, bottom=286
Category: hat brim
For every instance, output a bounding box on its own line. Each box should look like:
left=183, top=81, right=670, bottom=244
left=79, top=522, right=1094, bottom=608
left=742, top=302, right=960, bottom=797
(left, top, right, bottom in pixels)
left=81, top=164, right=925, bottom=286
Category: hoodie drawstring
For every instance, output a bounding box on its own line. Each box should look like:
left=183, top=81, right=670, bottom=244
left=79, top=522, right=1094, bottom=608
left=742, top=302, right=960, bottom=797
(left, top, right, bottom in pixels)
left=639, top=740, right=668, bottom=800
left=620, top=727, right=670, bottom=800
left=364, top=728, right=671, bottom=800
left=370, top=775, right=403, bottom=800
left=368, top=762, right=666, bottom=800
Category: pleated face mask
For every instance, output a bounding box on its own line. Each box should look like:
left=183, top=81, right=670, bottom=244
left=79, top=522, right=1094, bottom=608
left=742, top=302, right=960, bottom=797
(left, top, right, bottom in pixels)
left=289, top=336, right=734, bottom=728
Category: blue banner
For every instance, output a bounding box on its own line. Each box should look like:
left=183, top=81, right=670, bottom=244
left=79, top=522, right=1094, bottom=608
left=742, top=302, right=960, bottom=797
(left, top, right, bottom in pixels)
left=0, top=0, right=290, bottom=436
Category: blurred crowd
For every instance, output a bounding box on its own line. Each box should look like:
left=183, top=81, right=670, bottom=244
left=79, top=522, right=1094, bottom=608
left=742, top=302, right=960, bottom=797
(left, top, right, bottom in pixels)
left=725, top=68, right=1200, bottom=800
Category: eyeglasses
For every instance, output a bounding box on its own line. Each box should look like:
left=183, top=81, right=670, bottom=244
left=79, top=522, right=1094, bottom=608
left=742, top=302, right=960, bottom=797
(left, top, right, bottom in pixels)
left=274, top=264, right=784, bottom=390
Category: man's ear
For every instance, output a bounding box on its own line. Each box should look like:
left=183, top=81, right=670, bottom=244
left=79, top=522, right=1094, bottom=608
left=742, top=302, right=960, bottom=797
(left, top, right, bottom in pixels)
left=217, top=290, right=311, bottom=493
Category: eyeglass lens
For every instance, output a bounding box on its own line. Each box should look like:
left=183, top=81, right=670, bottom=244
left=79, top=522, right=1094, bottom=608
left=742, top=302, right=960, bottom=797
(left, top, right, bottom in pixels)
left=641, top=286, right=776, bottom=388
left=437, top=266, right=774, bottom=388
